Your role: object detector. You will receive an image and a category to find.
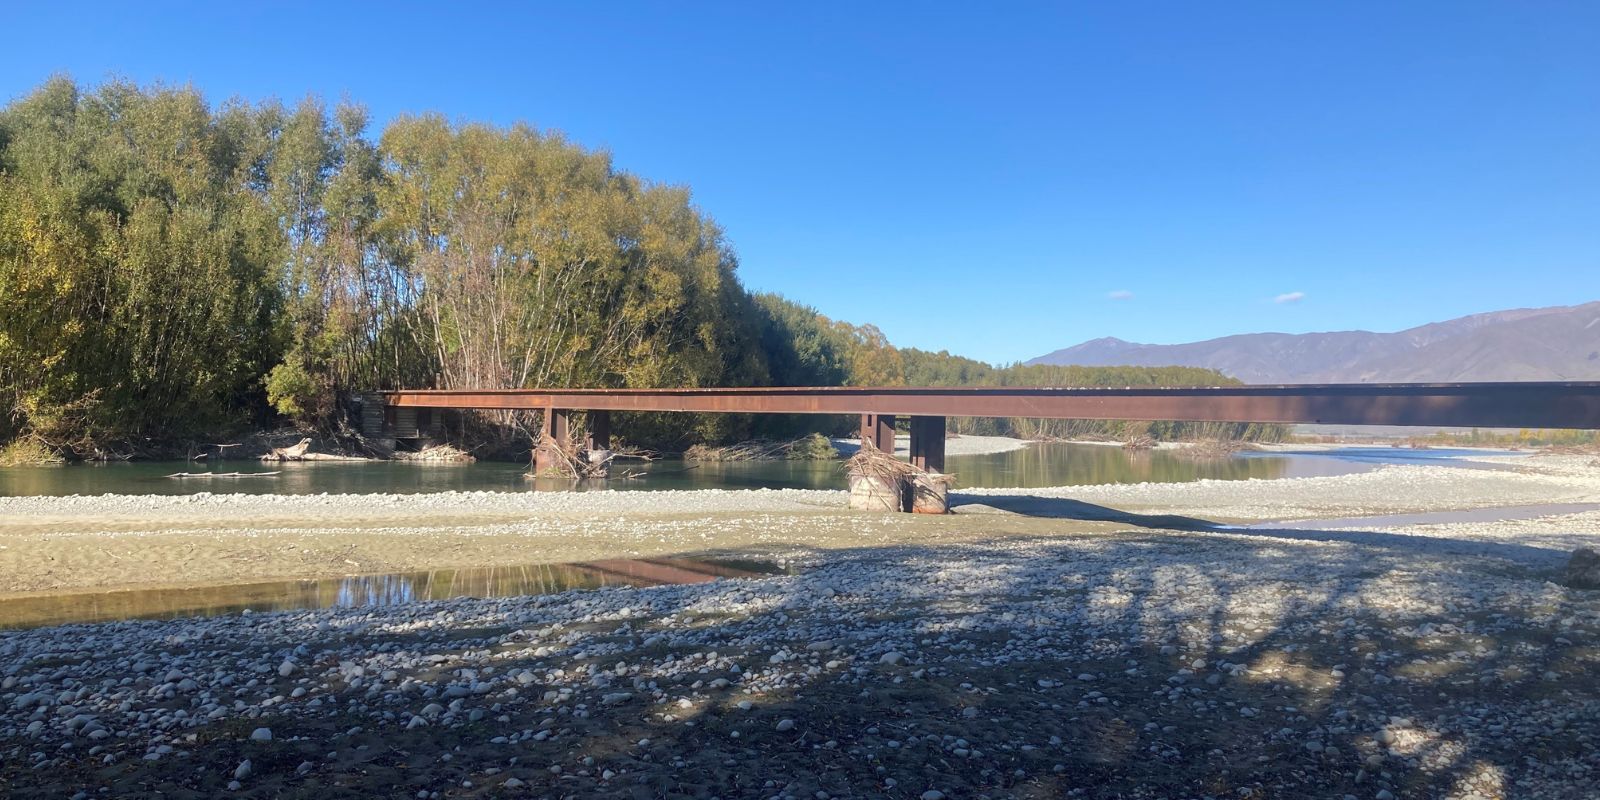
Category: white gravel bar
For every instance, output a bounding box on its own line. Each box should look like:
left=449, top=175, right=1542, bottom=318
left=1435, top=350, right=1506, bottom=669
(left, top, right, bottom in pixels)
left=2, top=523, right=1599, bottom=797
left=1, top=453, right=1598, bottom=797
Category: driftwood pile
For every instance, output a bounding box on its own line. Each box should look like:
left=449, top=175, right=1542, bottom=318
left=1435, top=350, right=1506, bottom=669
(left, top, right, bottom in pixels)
left=1122, top=434, right=1157, bottom=450
left=843, top=439, right=951, bottom=513
left=392, top=444, right=476, bottom=463
left=685, top=440, right=791, bottom=462
left=1173, top=439, right=1259, bottom=461
left=260, top=437, right=370, bottom=462
left=685, top=434, right=838, bottom=462
left=165, top=471, right=280, bottom=479
left=528, top=433, right=614, bottom=480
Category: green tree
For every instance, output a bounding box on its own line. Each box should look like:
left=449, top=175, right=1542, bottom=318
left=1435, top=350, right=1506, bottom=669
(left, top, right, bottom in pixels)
left=0, top=78, right=280, bottom=452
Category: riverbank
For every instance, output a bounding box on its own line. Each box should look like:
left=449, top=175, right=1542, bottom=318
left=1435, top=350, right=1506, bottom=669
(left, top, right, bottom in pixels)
left=2, top=454, right=1597, bottom=599
left=3, top=500, right=1598, bottom=797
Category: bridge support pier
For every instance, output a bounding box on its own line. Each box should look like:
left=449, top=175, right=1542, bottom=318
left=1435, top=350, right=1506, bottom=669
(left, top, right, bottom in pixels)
left=908, top=415, right=950, bottom=513
left=849, top=413, right=902, bottom=511
left=908, top=416, right=946, bottom=474
left=860, top=413, right=897, bottom=454
left=849, top=414, right=951, bottom=513
left=533, top=408, right=573, bottom=476
left=587, top=411, right=611, bottom=452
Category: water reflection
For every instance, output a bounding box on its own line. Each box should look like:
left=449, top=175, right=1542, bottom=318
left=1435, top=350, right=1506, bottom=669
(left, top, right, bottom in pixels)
left=0, top=558, right=783, bottom=630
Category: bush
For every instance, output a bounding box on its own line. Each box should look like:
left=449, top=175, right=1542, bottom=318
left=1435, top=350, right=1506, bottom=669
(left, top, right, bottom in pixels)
left=787, top=432, right=840, bottom=461
left=0, top=438, right=64, bottom=466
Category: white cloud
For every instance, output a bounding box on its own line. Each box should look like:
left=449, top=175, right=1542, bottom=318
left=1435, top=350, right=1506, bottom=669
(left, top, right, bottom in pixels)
left=1107, top=290, right=1134, bottom=301
left=1273, top=291, right=1306, bottom=304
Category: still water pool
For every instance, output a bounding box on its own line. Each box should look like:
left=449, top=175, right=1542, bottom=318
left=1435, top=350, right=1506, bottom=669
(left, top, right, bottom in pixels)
left=0, top=558, right=790, bottom=629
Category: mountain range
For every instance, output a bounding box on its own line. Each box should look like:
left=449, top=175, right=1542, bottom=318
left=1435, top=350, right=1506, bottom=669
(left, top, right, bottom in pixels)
left=1026, top=302, right=1600, bottom=383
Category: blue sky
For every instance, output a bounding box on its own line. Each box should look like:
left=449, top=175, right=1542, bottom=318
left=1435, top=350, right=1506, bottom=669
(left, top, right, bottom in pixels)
left=3, top=2, right=1597, bottom=364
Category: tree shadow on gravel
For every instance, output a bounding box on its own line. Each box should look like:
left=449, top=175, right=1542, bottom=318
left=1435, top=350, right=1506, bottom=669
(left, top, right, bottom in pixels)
left=955, top=493, right=1575, bottom=565
left=3, top=512, right=1598, bottom=800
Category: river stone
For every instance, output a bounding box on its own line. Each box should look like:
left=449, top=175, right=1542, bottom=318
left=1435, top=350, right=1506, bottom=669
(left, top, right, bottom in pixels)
left=250, top=727, right=272, bottom=741
left=1564, top=548, right=1600, bottom=589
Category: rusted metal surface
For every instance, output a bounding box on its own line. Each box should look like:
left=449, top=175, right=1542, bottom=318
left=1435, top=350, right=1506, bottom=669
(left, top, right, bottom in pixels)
left=551, top=409, right=570, bottom=443
left=908, top=415, right=947, bottom=473
left=860, top=413, right=897, bottom=452
left=588, top=411, right=611, bottom=451
left=380, top=383, right=1600, bottom=430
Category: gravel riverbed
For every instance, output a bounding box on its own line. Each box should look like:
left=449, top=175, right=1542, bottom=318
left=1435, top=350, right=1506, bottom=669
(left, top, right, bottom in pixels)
left=2, top=455, right=1598, bottom=798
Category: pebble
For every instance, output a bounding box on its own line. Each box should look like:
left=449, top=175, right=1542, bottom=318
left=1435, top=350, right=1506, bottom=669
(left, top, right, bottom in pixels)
left=776, top=718, right=796, bottom=731
left=250, top=727, right=272, bottom=742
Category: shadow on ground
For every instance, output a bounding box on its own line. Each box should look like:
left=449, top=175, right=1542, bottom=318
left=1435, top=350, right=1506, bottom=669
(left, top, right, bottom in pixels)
left=954, top=493, right=1576, bottom=565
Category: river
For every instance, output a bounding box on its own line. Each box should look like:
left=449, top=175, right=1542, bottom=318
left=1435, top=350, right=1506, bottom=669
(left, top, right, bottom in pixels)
left=0, top=443, right=1519, bottom=497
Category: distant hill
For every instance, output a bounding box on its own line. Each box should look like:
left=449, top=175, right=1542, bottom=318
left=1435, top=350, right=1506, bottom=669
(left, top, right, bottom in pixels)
left=1026, top=302, right=1600, bottom=383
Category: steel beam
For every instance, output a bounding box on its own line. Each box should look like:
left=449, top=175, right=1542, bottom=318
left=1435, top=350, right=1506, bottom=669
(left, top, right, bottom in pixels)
left=380, top=383, right=1600, bottom=430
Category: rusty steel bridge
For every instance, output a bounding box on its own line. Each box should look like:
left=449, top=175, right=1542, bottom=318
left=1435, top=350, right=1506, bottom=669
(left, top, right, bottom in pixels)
left=373, top=382, right=1600, bottom=475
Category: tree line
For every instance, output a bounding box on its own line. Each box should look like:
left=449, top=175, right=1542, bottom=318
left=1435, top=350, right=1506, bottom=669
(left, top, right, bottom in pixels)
left=0, top=78, right=1272, bottom=460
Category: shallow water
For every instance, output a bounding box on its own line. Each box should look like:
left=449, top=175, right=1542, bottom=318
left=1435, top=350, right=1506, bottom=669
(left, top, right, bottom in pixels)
left=0, top=557, right=787, bottom=630
left=0, top=443, right=1519, bottom=497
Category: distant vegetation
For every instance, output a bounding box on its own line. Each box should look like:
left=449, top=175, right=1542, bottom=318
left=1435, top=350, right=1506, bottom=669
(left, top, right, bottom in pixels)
left=0, top=78, right=1274, bottom=460
left=1414, top=428, right=1600, bottom=450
